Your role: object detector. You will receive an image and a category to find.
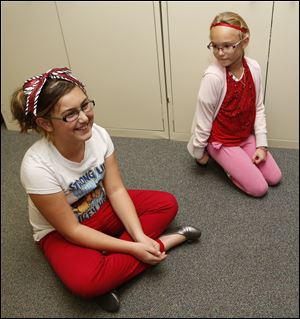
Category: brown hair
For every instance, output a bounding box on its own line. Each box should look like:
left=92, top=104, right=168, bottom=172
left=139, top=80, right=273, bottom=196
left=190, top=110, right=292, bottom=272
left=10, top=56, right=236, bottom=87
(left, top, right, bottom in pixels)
left=10, top=79, right=81, bottom=136
left=210, top=12, right=250, bottom=39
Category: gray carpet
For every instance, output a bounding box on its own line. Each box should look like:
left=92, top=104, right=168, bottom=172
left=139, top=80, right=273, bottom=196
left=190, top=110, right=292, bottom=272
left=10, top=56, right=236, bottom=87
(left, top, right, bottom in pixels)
left=1, top=124, right=299, bottom=318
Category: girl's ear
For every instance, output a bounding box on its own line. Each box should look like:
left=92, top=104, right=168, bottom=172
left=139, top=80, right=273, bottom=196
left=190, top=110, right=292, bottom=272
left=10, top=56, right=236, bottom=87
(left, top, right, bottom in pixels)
left=242, top=36, right=250, bottom=48
left=35, top=117, right=54, bottom=133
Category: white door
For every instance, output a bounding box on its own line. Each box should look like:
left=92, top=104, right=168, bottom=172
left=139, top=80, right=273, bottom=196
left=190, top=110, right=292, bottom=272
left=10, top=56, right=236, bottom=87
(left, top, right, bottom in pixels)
left=162, top=1, right=273, bottom=141
left=264, top=1, right=299, bottom=149
left=56, top=1, right=169, bottom=139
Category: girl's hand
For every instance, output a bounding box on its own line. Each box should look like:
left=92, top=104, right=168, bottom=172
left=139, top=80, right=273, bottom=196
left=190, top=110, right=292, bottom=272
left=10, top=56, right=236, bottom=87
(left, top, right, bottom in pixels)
left=131, top=242, right=167, bottom=265
left=252, top=147, right=267, bottom=165
left=134, top=233, right=162, bottom=257
left=196, top=152, right=209, bottom=165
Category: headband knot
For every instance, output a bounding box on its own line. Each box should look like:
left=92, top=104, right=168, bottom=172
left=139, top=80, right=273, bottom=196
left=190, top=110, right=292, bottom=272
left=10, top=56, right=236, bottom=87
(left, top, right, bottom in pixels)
left=210, top=22, right=248, bottom=33
left=23, top=67, right=85, bottom=116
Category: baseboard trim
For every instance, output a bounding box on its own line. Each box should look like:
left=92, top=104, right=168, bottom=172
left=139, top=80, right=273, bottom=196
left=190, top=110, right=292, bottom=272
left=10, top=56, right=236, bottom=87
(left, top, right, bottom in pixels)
left=3, top=122, right=298, bottom=150
left=107, top=128, right=169, bottom=140
left=268, top=139, right=299, bottom=149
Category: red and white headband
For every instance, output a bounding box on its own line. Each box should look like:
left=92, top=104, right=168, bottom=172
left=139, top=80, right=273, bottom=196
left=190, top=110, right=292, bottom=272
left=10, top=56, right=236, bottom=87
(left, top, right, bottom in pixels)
left=23, top=67, right=85, bottom=116
left=210, top=22, right=248, bottom=33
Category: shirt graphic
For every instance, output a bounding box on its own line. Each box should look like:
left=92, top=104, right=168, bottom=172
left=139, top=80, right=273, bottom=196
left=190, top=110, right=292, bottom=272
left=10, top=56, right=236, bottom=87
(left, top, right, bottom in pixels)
left=69, top=163, right=106, bottom=222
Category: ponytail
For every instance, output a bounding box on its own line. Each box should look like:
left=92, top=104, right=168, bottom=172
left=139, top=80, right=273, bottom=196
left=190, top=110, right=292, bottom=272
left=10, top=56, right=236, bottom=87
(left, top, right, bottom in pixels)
left=10, top=88, right=38, bottom=133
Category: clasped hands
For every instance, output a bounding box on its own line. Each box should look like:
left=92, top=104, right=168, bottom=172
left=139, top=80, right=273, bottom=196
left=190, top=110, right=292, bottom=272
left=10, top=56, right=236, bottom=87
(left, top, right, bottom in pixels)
left=132, top=233, right=167, bottom=265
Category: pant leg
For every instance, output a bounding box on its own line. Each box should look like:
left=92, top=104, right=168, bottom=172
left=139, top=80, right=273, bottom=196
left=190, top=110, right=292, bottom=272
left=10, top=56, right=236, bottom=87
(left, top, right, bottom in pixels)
left=239, top=135, right=282, bottom=186
left=39, top=190, right=178, bottom=298
left=119, top=190, right=178, bottom=241
left=207, top=142, right=269, bottom=197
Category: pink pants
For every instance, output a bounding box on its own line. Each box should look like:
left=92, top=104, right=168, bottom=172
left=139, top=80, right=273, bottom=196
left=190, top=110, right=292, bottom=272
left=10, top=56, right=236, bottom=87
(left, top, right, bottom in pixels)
left=39, top=190, right=178, bottom=298
left=207, top=135, right=282, bottom=197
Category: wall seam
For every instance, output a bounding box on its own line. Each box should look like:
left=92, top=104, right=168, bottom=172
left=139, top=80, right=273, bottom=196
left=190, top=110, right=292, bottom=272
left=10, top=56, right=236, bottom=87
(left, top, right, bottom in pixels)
left=54, top=1, right=72, bottom=69
left=263, top=1, right=275, bottom=105
left=159, top=1, right=171, bottom=138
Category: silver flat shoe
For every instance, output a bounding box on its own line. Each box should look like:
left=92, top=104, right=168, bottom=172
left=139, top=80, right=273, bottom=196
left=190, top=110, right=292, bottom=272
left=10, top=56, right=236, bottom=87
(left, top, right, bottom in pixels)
left=165, top=226, right=201, bottom=242
left=98, top=290, right=120, bottom=312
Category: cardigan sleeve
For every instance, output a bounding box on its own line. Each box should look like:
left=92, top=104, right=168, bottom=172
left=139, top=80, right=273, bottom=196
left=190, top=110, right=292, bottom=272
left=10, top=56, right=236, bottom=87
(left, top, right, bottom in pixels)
left=187, top=72, right=224, bottom=159
left=246, top=58, right=268, bottom=147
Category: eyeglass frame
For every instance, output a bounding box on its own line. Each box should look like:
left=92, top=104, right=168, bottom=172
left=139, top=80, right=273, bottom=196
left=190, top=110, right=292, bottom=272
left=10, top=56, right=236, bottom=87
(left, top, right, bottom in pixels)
left=207, top=38, right=245, bottom=52
left=45, top=99, right=95, bottom=122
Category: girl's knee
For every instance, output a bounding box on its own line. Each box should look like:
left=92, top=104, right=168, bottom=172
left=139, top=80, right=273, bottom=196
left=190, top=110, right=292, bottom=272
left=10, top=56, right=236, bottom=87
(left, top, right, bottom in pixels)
left=267, top=170, right=282, bottom=186
left=160, top=192, right=178, bottom=212
left=161, top=191, right=179, bottom=215
left=230, top=175, right=268, bottom=197
left=167, top=192, right=179, bottom=209
left=66, top=275, right=105, bottom=299
left=247, top=182, right=269, bottom=197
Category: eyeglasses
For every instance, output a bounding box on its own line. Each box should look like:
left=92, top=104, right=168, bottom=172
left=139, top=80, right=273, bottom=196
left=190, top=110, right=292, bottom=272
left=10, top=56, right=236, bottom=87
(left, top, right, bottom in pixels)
left=207, top=39, right=244, bottom=53
left=46, top=100, right=95, bottom=122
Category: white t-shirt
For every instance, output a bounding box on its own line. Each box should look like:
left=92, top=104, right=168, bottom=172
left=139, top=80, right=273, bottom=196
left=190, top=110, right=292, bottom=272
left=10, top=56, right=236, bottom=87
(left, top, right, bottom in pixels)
left=20, top=124, right=114, bottom=242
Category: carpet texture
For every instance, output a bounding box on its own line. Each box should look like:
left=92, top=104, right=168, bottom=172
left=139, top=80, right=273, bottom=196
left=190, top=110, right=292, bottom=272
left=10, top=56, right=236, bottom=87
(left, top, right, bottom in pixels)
left=1, top=125, right=299, bottom=318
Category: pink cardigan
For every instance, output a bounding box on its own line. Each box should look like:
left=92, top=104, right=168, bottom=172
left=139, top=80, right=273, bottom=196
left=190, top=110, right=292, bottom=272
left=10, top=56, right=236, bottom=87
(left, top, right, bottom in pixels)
left=187, top=56, right=268, bottom=160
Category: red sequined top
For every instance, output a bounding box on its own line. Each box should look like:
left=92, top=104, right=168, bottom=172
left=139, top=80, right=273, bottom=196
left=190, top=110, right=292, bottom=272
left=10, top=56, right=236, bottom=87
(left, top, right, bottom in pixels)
left=208, top=58, right=256, bottom=146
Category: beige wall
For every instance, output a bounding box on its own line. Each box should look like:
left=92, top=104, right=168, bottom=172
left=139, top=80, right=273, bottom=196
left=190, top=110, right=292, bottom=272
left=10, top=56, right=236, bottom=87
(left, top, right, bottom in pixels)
left=1, top=1, right=299, bottom=148
left=264, top=1, right=299, bottom=149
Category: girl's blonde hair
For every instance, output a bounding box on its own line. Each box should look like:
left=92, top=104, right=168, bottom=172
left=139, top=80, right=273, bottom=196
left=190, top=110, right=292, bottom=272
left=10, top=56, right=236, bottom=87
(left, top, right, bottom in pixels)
left=210, top=12, right=250, bottom=39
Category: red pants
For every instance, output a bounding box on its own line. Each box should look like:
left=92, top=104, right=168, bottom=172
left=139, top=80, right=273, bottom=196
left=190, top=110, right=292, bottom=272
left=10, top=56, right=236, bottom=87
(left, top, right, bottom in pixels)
left=39, top=190, right=178, bottom=298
